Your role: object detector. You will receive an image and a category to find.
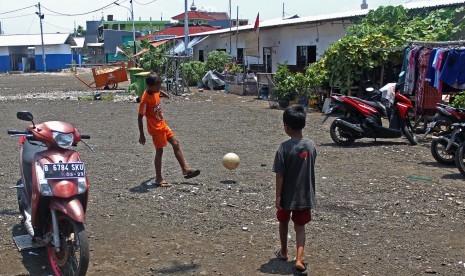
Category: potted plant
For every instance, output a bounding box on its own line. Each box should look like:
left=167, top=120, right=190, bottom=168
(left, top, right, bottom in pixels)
left=293, top=72, right=311, bottom=107
left=272, top=63, right=297, bottom=109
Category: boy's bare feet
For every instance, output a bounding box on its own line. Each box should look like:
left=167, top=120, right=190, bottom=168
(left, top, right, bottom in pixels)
left=155, top=179, right=172, bottom=187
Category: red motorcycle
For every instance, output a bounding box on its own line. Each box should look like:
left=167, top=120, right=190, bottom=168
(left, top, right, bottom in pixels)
left=8, top=111, right=91, bottom=276
left=323, top=83, right=417, bottom=146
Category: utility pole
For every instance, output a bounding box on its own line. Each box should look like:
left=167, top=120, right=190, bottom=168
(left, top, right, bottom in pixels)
left=229, top=0, right=232, bottom=54
left=36, top=2, right=46, bottom=72
left=184, top=0, right=189, bottom=56
left=130, top=0, right=136, bottom=55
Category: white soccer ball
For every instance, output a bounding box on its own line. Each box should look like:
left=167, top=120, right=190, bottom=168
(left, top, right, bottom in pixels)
left=223, top=153, right=240, bottom=170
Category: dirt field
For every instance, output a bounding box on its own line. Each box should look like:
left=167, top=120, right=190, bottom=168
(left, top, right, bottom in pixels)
left=0, top=73, right=464, bottom=276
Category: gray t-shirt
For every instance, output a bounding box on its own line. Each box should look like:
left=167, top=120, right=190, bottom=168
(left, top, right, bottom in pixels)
left=273, top=138, right=317, bottom=210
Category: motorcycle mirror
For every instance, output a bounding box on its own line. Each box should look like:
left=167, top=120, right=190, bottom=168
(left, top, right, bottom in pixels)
left=17, top=111, right=33, bottom=122
left=399, top=71, right=405, bottom=78
left=366, top=87, right=375, bottom=92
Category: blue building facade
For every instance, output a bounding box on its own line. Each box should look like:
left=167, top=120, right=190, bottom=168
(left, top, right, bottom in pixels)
left=0, top=34, right=76, bottom=72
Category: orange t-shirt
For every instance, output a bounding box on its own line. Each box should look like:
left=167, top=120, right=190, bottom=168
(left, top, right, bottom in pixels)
left=138, top=90, right=168, bottom=136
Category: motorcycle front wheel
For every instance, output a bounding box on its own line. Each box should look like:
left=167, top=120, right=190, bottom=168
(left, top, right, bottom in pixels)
left=431, top=138, right=456, bottom=165
left=330, top=118, right=356, bottom=146
left=402, top=120, right=418, bottom=145
left=455, top=142, right=465, bottom=178
left=47, top=214, right=89, bottom=276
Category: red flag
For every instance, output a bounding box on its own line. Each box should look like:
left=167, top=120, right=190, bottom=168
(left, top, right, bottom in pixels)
left=254, top=13, right=260, bottom=35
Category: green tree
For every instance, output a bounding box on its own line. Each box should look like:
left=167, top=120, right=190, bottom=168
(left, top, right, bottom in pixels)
left=74, top=25, right=87, bottom=36
left=317, top=5, right=465, bottom=93
left=141, top=40, right=168, bottom=76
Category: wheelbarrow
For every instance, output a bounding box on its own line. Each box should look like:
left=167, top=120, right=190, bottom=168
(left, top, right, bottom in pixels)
left=74, top=62, right=128, bottom=90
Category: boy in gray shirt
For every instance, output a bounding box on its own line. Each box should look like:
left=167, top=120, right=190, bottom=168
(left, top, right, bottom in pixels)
left=273, top=105, right=317, bottom=275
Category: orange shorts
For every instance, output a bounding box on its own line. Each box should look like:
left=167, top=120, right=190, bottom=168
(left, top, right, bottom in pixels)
left=151, top=127, right=174, bottom=149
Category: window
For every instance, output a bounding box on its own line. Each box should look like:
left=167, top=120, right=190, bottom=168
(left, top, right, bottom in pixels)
left=98, top=49, right=102, bottom=54
left=112, top=24, right=118, bottom=30
left=120, top=24, right=126, bottom=30
left=237, top=48, right=244, bottom=64
left=199, top=50, right=204, bottom=62
left=217, top=49, right=227, bottom=52
left=103, top=24, right=109, bottom=29
left=296, top=46, right=317, bottom=68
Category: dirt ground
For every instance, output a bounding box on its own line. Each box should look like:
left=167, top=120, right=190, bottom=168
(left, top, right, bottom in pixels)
left=0, top=73, right=464, bottom=276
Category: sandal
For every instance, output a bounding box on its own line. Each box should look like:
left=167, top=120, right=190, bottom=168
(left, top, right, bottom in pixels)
left=155, top=180, right=172, bottom=187
left=184, top=169, right=200, bottom=179
left=294, top=263, right=308, bottom=276
left=274, top=250, right=288, bottom=261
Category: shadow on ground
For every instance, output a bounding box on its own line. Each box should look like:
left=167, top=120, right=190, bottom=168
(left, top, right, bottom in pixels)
left=258, top=258, right=295, bottom=275
left=11, top=223, right=52, bottom=275
left=151, top=261, right=199, bottom=274
left=319, top=140, right=406, bottom=148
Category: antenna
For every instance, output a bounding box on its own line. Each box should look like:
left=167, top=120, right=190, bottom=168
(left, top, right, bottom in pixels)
left=283, top=2, right=285, bottom=19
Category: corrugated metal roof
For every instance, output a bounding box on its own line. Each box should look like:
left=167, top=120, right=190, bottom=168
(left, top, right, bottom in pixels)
left=71, top=37, right=85, bottom=48
left=0, top=33, right=76, bottom=47
left=87, top=42, right=104, bottom=47
left=193, top=0, right=465, bottom=37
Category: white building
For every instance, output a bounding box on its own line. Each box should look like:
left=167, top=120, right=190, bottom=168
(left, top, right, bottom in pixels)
left=190, top=0, right=465, bottom=73
left=0, top=33, right=76, bottom=72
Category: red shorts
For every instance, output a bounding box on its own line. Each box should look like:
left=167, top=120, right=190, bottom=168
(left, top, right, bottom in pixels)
left=151, top=127, right=174, bottom=149
left=276, top=209, right=312, bottom=226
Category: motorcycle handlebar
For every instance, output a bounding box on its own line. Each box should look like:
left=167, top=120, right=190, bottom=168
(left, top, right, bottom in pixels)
left=80, top=134, right=91, bottom=139
left=7, top=130, right=28, bottom=135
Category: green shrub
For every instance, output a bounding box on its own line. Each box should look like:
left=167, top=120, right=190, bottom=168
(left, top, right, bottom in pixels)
left=205, top=51, right=232, bottom=72
left=181, top=61, right=207, bottom=86
left=452, top=91, right=465, bottom=108
left=273, top=63, right=297, bottom=101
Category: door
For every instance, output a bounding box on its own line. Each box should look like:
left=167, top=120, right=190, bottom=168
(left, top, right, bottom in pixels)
left=263, top=47, right=272, bottom=73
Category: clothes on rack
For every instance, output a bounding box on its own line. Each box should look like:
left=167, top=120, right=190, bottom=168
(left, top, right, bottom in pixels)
left=441, top=49, right=465, bottom=88
left=401, top=43, right=464, bottom=115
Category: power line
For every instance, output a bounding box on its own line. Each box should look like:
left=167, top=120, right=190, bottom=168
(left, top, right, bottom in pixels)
left=0, top=13, right=34, bottom=20
left=0, top=5, right=35, bottom=15
left=27, top=14, right=36, bottom=34
left=42, top=20, right=73, bottom=32
left=134, top=0, right=158, bottom=5
left=41, top=0, right=127, bottom=17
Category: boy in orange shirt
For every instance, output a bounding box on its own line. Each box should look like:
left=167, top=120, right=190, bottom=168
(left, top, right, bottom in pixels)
left=138, top=74, right=200, bottom=186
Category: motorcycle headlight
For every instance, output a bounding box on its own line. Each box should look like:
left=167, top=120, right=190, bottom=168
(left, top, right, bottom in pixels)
left=36, top=163, right=53, bottom=196
left=52, top=132, right=74, bottom=149
left=77, top=178, right=87, bottom=194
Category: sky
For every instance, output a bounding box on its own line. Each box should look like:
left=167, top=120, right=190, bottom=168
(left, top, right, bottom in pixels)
left=0, top=0, right=432, bottom=35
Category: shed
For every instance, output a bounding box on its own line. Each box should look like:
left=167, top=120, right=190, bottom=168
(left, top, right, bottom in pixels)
left=0, top=33, right=76, bottom=72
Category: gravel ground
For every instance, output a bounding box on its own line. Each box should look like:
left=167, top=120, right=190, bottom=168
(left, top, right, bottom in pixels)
left=0, top=74, right=464, bottom=276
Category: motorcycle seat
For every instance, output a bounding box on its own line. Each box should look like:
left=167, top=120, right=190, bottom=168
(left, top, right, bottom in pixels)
left=358, top=99, right=386, bottom=113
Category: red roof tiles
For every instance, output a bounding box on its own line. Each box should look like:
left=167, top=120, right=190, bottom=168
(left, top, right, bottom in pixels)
left=172, top=11, right=214, bottom=21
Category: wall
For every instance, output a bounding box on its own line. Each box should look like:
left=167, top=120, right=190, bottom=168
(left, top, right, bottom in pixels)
left=103, top=30, right=142, bottom=55
left=35, top=44, right=72, bottom=71
left=193, top=20, right=352, bottom=72
left=0, top=46, right=10, bottom=72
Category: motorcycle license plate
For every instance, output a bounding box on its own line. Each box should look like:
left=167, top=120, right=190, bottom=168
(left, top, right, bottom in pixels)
left=43, top=163, right=85, bottom=179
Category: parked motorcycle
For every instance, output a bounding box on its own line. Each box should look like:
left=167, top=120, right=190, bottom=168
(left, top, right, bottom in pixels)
left=8, top=111, right=91, bottom=276
left=322, top=82, right=417, bottom=146
left=424, top=104, right=465, bottom=165
left=455, top=124, right=465, bottom=177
